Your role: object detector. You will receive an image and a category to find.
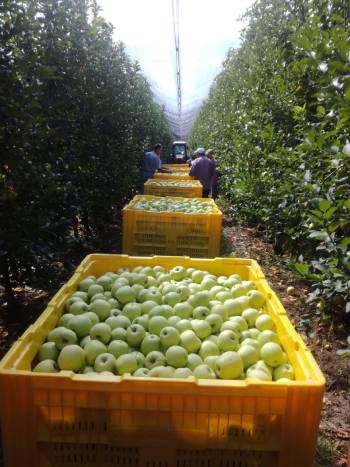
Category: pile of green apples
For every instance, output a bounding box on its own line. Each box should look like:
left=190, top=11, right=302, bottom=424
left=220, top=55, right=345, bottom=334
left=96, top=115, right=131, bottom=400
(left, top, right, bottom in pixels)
left=33, top=265, right=295, bottom=382
left=130, top=198, right=213, bottom=214
left=148, top=181, right=196, bottom=187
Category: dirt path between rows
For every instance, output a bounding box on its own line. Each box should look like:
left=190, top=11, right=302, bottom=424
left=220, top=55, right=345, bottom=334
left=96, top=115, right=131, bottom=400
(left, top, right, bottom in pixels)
left=221, top=214, right=349, bottom=467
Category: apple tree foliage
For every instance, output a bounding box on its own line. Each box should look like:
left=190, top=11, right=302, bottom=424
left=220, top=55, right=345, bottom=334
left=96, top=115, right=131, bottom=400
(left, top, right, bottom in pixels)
left=0, top=0, right=172, bottom=302
left=189, top=0, right=350, bottom=314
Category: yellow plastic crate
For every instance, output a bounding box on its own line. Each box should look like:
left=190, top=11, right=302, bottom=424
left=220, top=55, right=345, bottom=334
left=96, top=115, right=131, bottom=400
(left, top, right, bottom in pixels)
left=153, top=172, right=193, bottom=180
left=122, top=195, right=222, bottom=257
left=163, top=164, right=189, bottom=172
left=144, top=179, right=203, bottom=198
left=0, top=255, right=325, bottom=467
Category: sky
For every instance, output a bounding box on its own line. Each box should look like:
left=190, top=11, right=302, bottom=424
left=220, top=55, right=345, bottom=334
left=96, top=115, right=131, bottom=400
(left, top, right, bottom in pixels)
left=98, top=0, right=255, bottom=136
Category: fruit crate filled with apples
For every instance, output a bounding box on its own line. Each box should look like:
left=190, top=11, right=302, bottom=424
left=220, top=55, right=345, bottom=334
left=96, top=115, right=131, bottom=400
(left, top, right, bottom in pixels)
left=0, top=255, right=324, bottom=467
left=144, top=179, right=202, bottom=198
left=162, top=164, right=189, bottom=172
left=122, top=195, right=222, bottom=257
left=153, top=172, right=193, bottom=180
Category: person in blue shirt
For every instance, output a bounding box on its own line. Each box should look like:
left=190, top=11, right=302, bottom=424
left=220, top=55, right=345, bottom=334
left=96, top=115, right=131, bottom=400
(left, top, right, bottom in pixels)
left=143, top=143, right=171, bottom=182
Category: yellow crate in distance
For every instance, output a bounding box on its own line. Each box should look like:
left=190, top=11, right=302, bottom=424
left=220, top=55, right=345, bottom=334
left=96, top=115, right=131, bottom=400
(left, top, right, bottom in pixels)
left=153, top=172, right=193, bottom=180
left=163, top=163, right=190, bottom=172
left=0, top=255, right=325, bottom=467
left=122, top=195, right=222, bottom=257
left=144, top=179, right=202, bottom=198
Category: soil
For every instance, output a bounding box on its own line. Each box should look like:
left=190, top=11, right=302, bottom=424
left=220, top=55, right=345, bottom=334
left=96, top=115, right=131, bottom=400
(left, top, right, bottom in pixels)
left=0, top=212, right=349, bottom=467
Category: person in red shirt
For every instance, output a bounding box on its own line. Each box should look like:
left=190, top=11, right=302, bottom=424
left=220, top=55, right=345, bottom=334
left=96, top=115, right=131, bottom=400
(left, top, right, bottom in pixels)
left=189, top=147, right=214, bottom=198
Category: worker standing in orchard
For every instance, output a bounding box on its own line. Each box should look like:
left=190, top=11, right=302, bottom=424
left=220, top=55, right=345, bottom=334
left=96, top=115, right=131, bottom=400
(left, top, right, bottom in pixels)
left=206, top=148, right=219, bottom=199
left=143, top=143, right=171, bottom=183
left=189, top=147, right=214, bottom=197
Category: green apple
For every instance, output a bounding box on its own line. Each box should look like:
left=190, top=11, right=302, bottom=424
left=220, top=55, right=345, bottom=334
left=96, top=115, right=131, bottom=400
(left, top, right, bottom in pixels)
left=104, top=291, right=112, bottom=300
left=88, top=284, right=105, bottom=298
left=216, top=291, right=232, bottom=303
left=140, top=300, right=159, bottom=314
left=168, top=315, right=181, bottom=326
left=89, top=293, right=105, bottom=303
left=255, top=314, right=274, bottom=331
left=189, top=291, right=210, bottom=308
left=33, top=359, right=59, bottom=373
left=191, top=319, right=211, bottom=339
left=79, top=278, right=95, bottom=292
left=143, top=289, right=163, bottom=304
left=210, top=285, right=225, bottom=298
left=247, top=290, right=266, bottom=308
left=165, top=345, right=188, bottom=368
left=69, top=300, right=89, bottom=315
left=187, top=353, right=203, bottom=370
left=170, top=265, right=187, bottom=281
left=145, top=350, right=166, bottom=369
left=189, top=283, right=201, bottom=293
left=148, top=366, right=174, bottom=378
left=215, top=351, right=243, bottom=379
left=109, top=308, right=122, bottom=317
left=131, top=284, right=144, bottom=298
left=108, top=315, right=131, bottom=330
left=175, top=285, right=191, bottom=301
left=47, top=327, right=77, bottom=350
left=58, top=313, right=74, bottom=327
left=80, top=335, right=91, bottom=348
left=67, top=315, right=92, bottom=338
left=241, top=328, right=261, bottom=340
left=160, top=326, right=181, bottom=348
left=90, top=323, right=112, bottom=344
left=141, top=266, right=155, bottom=277
left=175, top=319, right=192, bottom=333
left=153, top=265, right=165, bottom=275
left=116, top=353, right=138, bottom=374
left=149, top=304, right=173, bottom=319
left=133, top=368, right=150, bottom=377
left=231, top=284, right=246, bottom=298
left=105, top=316, right=122, bottom=330
left=223, top=277, right=241, bottom=288
left=133, top=314, right=149, bottom=330
left=132, top=266, right=143, bottom=273
left=240, top=338, right=260, bottom=351
left=241, top=308, right=259, bottom=326
left=107, top=340, right=128, bottom=359
left=163, top=292, right=181, bottom=306
left=273, top=363, right=294, bottom=380
left=125, top=324, right=146, bottom=347
left=132, top=351, right=146, bottom=368
left=38, top=342, right=59, bottom=362
left=84, top=311, right=100, bottom=326
left=89, top=299, right=111, bottom=321
left=122, top=302, right=142, bottom=321
left=210, top=304, right=228, bottom=320
left=84, top=340, right=107, bottom=365
left=96, top=275, right=113, bottom=291
left=200, top=276, right=217, bottom=290
left=81, top=365, right=95, bottom=374
left=260, top=343, right=286, bottom=367
left=115, top=286, right=136, bottom=304
left=204, top=335, right=218, bottom=344
left=180, top=330, right=201, bottom=353
left=217, top=330, right=240, bottom=352
left=193, top=306, right=211, bottom=319
left=94, top=353, right=117, bottom=373
left=130, top=273, right=148, bottom=286
left=205, top=313, right=223, bottom=333
left=224, top=298, right=244, bottom=317
left=257, top=330, right=280, bottom=347
left=173, top=302, right=193, bottom=319
left=193, top=364, right=216, bottom=379
left=191, top=270, right=205, bottom=283
left=111, top=327, right=127, bottom=341
left=246, top=367, right=272, bottom=381
left=148, top=316, right=168, bottom=335
left=204, top=356, right=218, bottom=371
left=140, top=334, right=161, bottom=355
left=255, top=359, right=273, bottom=377
left=199, top=341, right=220, bottom=360
left=108, top=299, right=120, bottom=310
left=72, top=291, right=88, bottom=302
left=220, top=320, right=241, bottom=333
left=217, top=275, right=227, bottom=285
left=58, top=345, right=85, bottom=371
left=237, top=345, right=259, bottom=369
left=173, top=367, right=193, bottom=378
left=229, top=316, right=248, bottom=331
